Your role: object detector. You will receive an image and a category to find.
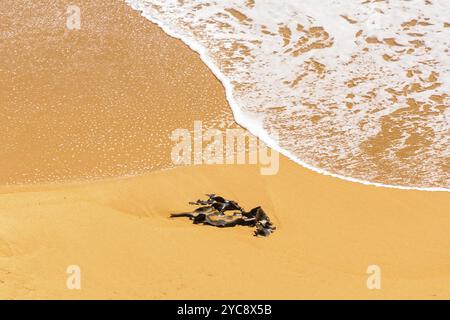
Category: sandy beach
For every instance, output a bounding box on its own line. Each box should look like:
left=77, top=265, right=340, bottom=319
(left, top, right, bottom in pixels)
left=0, top=1, right=449, bottom=299
left=1, top=157, right=449, bottom=299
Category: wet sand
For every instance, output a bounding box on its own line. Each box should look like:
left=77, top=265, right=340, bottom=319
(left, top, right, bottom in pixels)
left=0, top=0, right=235, bottom=185
left=0, top=1, right=449, bottom=299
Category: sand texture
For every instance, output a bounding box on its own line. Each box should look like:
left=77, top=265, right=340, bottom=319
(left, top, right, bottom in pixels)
left=0, top=1, right=449, bottom=299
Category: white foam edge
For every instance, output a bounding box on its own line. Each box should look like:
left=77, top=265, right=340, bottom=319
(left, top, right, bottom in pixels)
left=125, top=0, right=449, bottom=193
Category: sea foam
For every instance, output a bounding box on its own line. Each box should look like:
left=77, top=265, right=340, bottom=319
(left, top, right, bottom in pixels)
left=126, top=0, right=450, bottom=191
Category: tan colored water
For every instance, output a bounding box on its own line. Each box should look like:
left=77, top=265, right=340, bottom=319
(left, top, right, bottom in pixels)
left=127, top=0, right=450, bottom=190
left=0, top=0, right=235, bottom=184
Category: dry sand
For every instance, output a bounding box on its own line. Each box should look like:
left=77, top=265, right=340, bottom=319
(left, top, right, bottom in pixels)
left=0, top=1, right=449, bottom=299
left=1, top=159, right=449, bottom=299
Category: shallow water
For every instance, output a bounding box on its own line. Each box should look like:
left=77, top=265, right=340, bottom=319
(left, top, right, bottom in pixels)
left=127, top=0, right=450, bottom=190
left=0, top=0, right=236, bottom=185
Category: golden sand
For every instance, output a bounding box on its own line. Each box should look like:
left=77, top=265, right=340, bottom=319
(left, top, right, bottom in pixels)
left=1, top=159, right=449, bottom=299
left=0, top=1, right=449, bottom=299
left=0, top=0, right=235, bottom=185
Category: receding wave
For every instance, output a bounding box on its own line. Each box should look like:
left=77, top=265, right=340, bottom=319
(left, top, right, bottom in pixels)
left=126, top=0, right=450, bottom=191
